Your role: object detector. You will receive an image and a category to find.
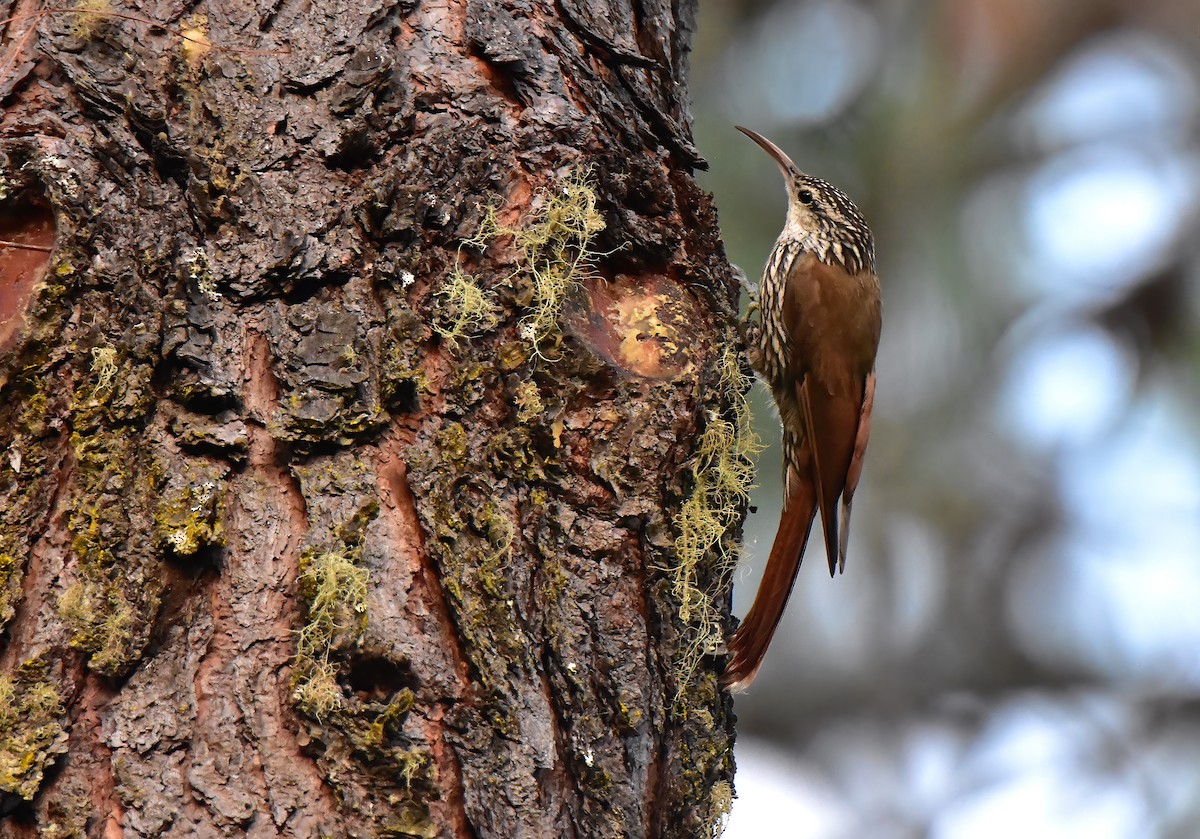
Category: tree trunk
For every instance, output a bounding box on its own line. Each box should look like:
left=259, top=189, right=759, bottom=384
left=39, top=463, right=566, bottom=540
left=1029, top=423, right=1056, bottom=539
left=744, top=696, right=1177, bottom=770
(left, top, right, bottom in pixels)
left=0, top=1, right=748, bottom=836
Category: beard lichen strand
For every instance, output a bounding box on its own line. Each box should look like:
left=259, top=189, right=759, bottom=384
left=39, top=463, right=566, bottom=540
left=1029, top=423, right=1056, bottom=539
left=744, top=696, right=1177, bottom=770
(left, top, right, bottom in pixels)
left=434, top=167, right=606, bottom=358
left=670, top=346, right=762, bottom=703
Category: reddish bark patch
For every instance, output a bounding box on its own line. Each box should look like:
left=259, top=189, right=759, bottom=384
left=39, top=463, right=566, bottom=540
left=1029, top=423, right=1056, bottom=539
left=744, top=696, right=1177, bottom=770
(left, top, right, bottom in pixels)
left=74, top=674, right=124, bottom=838
left=0, top=196, right=55, bottom=352
left=375, top=424, right=473, bottom=696
left=376, top=425, right=475, bottom=836
left=564, top=274, right=703, bottom=380
left=418, top=702, right=475, bottom=839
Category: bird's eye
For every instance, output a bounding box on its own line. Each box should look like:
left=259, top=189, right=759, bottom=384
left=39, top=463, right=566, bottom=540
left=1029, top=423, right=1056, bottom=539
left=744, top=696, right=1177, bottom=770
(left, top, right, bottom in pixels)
left=798, top=189, right=814, bottom=205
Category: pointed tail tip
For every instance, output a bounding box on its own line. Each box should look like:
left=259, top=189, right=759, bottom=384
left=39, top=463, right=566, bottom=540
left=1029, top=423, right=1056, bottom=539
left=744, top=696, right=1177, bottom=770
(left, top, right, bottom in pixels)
left=720, top=633, right=765, bottom=692
left=720, top=658, right=759, bottom=693
left=721, top=676, right=750, bottom=693
left=822, top=525, right=841, bottom=578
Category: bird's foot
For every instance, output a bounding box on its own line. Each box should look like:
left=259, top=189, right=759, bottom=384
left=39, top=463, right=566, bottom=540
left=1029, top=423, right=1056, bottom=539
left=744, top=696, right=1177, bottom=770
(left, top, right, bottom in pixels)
left=733, top=263, right=759, bottom=304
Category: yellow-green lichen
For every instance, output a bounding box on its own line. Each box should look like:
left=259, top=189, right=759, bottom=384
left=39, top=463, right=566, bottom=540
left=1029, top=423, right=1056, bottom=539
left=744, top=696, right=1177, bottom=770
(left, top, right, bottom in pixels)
left=19, top=389, right=50, bottom=438
left=467, top=167, right=606, bottom=356
left=60, top=423, right=158, bottom=676
left=497, top=341, right=529, bottom=371
left=395, top=748, right=430, bottom=790
left=431, top=266, right=500, bottom=347
left=33, top=791, right=91, bottom=839
left=89, top=345, right=117, bottom=389
left=483, top=428, right=545, bottom=481
left=380, top=806, right=439, bottom=839
left=292, top=547, right=370, bottom=719
left=180, top=16, right=212, bottom=67
left=708, top=779, right=734, bottom=838
left=675, top=715, right=736, bottom=839
left=513, top=381, right=544, bottom=423
left=476, top=501, right=515, bottom=599
left=0, top=664, right=68, bottom=801
left=449, top=361, right=487, bottom=390
left=436, top=421, right=468, bottom=464
left=361, top=689, right=416, bottom=750
left=0, top=550, right=18, bottom=629
left=155, top=477, right=224, bottom=556
left=59, top=576, right=136, bottom=674
left=182, top=247, right=218, bottom=299
left=671, top=346, right=762, bottom=701
left=65, top=0, right=112, bottom=40
left=326, top=688, right=436, bottom=828
left=381, top=360, right=429, bottom=408
left=1, top=371, right=65, bottom=633
left=378, top=295, right=425, bottom=410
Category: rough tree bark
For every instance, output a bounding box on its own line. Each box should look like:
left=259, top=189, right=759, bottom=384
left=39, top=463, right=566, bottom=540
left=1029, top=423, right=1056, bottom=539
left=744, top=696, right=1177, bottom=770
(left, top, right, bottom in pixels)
left=0, top=0, right=749, bottom=836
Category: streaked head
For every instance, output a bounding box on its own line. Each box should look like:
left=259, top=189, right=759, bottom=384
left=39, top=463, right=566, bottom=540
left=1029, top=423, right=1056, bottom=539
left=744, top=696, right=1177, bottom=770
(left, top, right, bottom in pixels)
left=736, top=125, right=875, bottom=274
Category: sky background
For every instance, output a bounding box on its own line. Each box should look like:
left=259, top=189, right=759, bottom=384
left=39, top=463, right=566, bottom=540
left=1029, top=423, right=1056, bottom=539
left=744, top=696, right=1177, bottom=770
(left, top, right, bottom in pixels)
left=687, top=1, right=1200, bottom=836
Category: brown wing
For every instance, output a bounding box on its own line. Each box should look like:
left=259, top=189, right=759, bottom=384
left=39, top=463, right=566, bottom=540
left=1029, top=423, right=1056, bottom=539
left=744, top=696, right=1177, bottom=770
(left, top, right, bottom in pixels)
left=784, top=255, right=879, bottom=576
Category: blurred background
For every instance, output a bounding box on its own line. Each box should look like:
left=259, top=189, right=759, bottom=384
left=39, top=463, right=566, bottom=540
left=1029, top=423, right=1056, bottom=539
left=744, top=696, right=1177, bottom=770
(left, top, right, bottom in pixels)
left=690, top=1, right=1200, bottom=836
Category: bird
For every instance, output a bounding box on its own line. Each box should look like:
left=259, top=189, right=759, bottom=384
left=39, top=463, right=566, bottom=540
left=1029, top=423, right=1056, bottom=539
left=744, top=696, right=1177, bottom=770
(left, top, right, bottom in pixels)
left=723, top=126, right=881, bottom=690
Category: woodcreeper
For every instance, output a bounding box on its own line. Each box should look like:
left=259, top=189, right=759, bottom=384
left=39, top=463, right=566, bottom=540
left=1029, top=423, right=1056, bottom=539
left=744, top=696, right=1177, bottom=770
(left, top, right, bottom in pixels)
left=723, top=126, right=882, bottom=690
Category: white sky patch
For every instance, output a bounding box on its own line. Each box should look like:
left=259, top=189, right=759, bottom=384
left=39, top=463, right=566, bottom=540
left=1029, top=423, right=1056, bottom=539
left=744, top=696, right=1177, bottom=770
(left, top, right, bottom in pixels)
left=932, top=759, right=1143, bottom=839
left=1064, top=397, right=1200, bottom=544
left=725, top=739, right=846, bottom=839
left=1002, top=327, right=1132, bottom=448
left=931, top=699, right=1146, bottom=839
left=902, top=723, right=964, bottom=813
left=1061, top=398, right=1200, bottom=682
left=1022, top=149, right=1193, bottom=301
left=1018, top=34, right=1196, bottom=148
left=1009, top=394, right=1200, bottom=685
left=729, top=703, right=1169, bottom=838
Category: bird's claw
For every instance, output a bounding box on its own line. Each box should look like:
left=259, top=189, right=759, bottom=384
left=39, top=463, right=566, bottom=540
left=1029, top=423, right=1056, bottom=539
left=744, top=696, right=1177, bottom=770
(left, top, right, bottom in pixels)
left=742, top=321, right=764, bottom=373
left=732, top=263, right=759, bottom=303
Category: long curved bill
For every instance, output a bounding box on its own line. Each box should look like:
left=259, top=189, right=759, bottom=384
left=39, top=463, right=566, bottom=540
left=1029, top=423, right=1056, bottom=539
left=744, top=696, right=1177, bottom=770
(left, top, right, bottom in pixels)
left=735, top=125, right=798, bottom=177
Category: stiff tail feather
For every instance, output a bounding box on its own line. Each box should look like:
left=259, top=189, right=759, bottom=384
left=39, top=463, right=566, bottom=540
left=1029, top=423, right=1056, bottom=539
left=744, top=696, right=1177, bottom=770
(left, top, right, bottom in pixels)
left=721, top=483, right=818, bottom=690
